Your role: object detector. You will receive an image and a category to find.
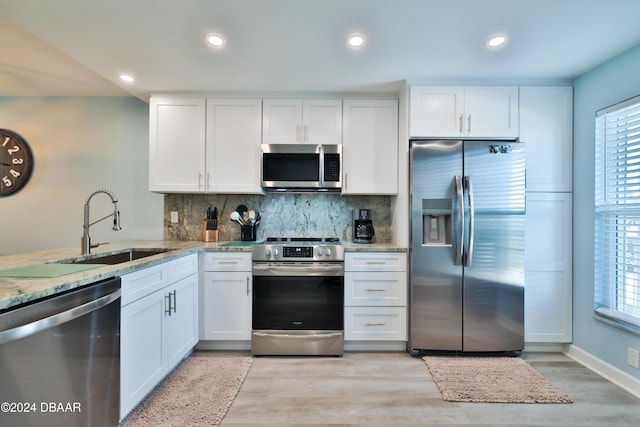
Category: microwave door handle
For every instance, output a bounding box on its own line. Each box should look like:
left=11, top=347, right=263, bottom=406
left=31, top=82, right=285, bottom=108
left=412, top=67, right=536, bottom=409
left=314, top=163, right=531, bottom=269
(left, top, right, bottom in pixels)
left=319, top=144, right=325, bottom=186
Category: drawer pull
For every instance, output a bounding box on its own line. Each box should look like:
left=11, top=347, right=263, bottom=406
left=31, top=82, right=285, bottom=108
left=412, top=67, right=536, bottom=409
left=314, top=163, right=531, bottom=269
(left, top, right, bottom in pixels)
left=365, top=288, right=386, bottom=292
left=366, top=322, right=386, bottom=326
left=365, top=261, right=386, bottom=265
left=217, top=261, right=238, bottom=264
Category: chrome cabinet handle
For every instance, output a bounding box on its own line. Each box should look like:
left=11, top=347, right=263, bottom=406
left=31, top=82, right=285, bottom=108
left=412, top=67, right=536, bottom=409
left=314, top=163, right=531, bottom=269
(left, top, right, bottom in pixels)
left=366, top=322, right=386, bottom=326
left=458, top=114, right=463, bottom=134
left=467, top=114, right=471, bottom=134
left=366, top=288, right=387, bottom=292
left=172, top=290, right=177, bottom=314
left=246, top=276, right=250, bottom=296
left=165, top=292, right=172, bottom=316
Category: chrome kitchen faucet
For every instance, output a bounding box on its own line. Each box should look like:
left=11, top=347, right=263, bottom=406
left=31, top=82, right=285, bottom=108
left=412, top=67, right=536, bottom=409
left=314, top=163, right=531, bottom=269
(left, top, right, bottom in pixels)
left=81, top=188, right=121, bottom=254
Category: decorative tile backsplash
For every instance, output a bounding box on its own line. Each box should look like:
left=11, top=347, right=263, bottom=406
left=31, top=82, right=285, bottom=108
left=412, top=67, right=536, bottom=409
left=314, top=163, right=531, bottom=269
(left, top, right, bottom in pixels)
left=164, top=193, right=392, bottom=242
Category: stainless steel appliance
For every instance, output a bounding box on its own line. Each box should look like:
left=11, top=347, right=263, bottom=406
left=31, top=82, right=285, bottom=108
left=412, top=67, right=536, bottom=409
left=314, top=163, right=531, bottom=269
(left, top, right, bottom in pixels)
left=409, top=139, right=525, bottom=353
left=0, top=277, right=121, bottom=426
left=260, top=144, right=342, bottom=191
left=252, top=237, right=344, bottom=355
left=352, top=208, right=375, bottom=243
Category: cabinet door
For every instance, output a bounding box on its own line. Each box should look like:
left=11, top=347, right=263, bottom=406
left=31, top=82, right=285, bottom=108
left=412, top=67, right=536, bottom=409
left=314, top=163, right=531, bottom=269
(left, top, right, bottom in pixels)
left=120, top=290, right=166, bottom=419
left=166, top=274, right=198, bottom=369
left=303, top=99, right=342, bottom=145
left=202, top=271, right=251, bottom=340
left=520, top=86, right=573, bottom=192
left=149, top=97, right=206, bottom=192
left=525, top=192, right=572, bottom=342
left=409, top=86, right=464, bottom=137
left=342, top=99, right=398, bottom=194
left=464, top=86, right=519, bottom=137
left=206, top=98, right=263, bottom=193
left=262, top=99, right=303, bottom=144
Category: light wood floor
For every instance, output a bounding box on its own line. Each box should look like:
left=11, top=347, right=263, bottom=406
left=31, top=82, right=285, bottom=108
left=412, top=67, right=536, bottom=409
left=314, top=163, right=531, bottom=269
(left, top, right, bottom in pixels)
left=196, top=351, right=640, bottom=426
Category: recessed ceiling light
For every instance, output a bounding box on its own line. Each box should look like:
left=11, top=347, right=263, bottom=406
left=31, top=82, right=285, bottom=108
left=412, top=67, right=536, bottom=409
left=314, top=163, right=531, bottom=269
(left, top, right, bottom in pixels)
left=346, top=34, right=366, bottom=48
left=119, top=73, right=135, bottom=83
left=487, top=34, right=507, bottom=48
left=206, top=33, right=225, bottom=48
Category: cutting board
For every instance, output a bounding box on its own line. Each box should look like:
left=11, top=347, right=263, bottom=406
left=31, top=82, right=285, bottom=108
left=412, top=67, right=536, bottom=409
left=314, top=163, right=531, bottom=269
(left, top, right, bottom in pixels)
left=0, top=263, right=104, bottom=278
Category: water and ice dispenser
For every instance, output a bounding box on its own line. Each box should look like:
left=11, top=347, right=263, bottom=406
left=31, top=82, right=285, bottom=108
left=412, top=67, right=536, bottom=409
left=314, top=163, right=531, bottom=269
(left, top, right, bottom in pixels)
left=421, top=199, right=452, bottom=246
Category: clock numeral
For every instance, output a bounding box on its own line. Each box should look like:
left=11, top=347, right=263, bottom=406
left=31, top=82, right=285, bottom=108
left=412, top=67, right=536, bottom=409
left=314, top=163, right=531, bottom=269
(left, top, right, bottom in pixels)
left=12, top=158, right=24, bottom=165
left=2, top=176, right=12, bottom=187
left=7, top=146, right=19, bottom=155
left=2, top=136, right=9, bottom=147
left=10, top=170, right=20, bottom=178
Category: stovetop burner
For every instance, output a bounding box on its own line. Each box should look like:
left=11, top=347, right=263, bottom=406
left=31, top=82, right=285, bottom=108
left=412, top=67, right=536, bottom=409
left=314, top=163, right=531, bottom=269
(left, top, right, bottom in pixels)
left=265, top=237, right=340, bottom=243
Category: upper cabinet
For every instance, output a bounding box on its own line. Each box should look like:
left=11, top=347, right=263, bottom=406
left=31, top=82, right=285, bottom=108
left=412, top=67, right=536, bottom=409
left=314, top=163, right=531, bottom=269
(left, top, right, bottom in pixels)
left=206, top=98, right=262, bottom=193
left=149, top=97, right=206, bottom=192
left=262, top=98, right=342, bottom=144
left=519, top=86, right=573, bottom=192
left=409, top=86, right=518, bottom=138
left=149, top=97, right=263, bottom=194
left=342, top=99, right=398, bottom=195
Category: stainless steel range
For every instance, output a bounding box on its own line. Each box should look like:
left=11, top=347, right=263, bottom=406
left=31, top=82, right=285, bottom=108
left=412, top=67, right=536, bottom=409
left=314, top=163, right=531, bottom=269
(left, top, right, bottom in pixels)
left=251, top=237, right=344, bottom=356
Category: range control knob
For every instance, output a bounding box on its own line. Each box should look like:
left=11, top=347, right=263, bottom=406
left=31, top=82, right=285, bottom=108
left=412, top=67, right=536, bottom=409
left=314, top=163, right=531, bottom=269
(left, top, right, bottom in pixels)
left=264, top=248, right=272, bottom=258
left=273, top=248, right=280, bottom=257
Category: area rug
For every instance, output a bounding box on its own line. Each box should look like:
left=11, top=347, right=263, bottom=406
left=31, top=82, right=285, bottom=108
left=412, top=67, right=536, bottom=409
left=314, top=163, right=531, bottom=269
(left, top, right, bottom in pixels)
left=423, top=356, right=573, bottom=404
left=120, top=356, right=252, bottom=426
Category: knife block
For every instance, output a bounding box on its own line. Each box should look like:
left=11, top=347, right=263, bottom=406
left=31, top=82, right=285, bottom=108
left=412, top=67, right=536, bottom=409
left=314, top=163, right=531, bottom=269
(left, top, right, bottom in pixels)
left=202, top=219, right=218, bottom=242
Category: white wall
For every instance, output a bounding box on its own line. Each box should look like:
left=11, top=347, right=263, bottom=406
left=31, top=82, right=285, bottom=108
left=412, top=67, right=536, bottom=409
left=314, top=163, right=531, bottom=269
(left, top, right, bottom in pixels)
left=0, top=97, right=163, bottom=256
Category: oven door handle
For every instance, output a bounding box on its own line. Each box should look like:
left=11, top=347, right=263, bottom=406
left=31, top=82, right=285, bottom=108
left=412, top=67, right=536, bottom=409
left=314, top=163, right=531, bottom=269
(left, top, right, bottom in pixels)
left=253, top=331, right=343, bottom=339
left=252, top=264, right=344, bottom=276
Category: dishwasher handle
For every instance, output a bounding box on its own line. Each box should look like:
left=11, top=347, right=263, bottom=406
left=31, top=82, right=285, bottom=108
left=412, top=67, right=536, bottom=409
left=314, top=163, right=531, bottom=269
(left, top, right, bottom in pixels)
left=0, top=287, right=121, bottom=345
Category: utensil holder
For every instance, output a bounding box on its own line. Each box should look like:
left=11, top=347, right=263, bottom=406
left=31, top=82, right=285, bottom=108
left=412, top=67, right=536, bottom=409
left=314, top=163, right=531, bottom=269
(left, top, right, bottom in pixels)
left=202, top=220, right=218, bottom=242
left=240, top=224, right=257, bottom=241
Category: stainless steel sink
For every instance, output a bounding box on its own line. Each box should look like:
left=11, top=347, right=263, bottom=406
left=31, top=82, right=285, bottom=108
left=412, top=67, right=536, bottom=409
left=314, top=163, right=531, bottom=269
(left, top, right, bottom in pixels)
left=53, top=248, right=173, bottom=265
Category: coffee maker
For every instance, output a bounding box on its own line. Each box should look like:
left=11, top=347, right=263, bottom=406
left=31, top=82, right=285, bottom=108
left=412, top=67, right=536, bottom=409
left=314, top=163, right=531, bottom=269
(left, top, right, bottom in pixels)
left=353, top=209, right=375, bottom=243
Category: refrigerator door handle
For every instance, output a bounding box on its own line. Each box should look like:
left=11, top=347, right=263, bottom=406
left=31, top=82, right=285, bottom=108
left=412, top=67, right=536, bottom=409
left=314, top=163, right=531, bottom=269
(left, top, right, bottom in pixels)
left=454, top=175, right=464, bottom=266
left=464, top=176, right=475, bottom=267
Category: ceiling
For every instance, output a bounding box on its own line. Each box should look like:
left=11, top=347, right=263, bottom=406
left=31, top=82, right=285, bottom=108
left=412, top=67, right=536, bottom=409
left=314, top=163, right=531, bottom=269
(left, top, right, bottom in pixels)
left=2, top=0, right=640, bottom=101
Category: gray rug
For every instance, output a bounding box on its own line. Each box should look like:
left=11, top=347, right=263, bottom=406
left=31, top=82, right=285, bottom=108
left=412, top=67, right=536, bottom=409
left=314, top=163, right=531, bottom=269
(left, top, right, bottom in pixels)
left=423, top=356, right=573, bottom=403
left=121, top=356, right=252, bottom=426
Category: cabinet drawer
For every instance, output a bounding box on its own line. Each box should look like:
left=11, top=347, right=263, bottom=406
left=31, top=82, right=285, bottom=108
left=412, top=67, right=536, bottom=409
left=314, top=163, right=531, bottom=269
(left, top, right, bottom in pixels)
left=203, top=252, right=252, bottom=271
left=344, top=306, right=407, bottom=341
left=344, top=271, right=406, bottom=306
left=121, top=263, right=168, bottom=307
left=168, top=253, right=197, bottom=283
left=345, top=252, right=407, bottom=272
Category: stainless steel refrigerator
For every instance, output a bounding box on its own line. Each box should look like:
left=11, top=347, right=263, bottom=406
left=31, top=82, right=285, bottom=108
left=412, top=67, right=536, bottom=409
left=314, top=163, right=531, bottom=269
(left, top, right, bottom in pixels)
left=409, top=139, right=525, bottom=353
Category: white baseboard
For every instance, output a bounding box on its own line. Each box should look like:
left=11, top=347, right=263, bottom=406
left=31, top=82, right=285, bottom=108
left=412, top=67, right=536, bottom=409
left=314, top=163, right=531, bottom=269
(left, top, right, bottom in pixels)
left=564, top=344, right=640, bottom=399
left=524, top=342, right=565, bottom=352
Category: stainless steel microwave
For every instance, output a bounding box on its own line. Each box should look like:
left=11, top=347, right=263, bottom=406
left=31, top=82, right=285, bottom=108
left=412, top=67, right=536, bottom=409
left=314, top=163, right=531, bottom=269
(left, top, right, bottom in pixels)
left=261, top=144, right=342, bottom=192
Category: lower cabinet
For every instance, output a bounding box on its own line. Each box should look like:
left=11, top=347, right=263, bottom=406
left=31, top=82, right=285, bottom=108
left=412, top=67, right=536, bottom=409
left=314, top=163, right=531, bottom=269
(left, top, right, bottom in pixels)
left=199, top=252, right=252, bottom=349
left=120, top=254, right=198, bottom=420
left=344, top=252, right=407, bottom=350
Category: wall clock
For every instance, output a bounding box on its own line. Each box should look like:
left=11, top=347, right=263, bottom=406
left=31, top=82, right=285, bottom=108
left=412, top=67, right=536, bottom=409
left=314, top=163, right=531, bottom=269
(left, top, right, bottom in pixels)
left=0, top=129, right=34, bottom=197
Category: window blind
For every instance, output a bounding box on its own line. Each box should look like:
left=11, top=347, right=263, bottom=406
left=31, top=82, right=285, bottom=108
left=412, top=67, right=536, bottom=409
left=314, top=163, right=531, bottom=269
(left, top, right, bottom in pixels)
left=594, top=95, right=640, bottom=329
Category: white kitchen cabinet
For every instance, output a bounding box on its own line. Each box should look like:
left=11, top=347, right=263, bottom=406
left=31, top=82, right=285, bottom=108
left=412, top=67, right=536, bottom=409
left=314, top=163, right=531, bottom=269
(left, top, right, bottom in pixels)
left=342, top=99, right=398, bottom=194
left=149, top=97, right=263, bottom=194
left=206, top=98, right=263, bottom=193
left=344, top=252, right=407, bottom=346
left=120, top=254, right=198, bottom=420
left=200, top=252, right=252, bottom=344
left=149, top=97, right=206, bottom=192
left=409, top=85, right=518, bottom=138
left=520, top=86, right=573, bottom=192
left=524, top=192, right=572, bottom=343
left=262, top=98, right=342, bottom=144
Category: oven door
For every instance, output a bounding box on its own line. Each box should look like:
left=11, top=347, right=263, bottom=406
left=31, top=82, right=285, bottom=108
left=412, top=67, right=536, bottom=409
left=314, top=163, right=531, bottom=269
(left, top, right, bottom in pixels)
left=252, top=262, right=344, bottom=355
left=252, top=262, right=344, bottom=331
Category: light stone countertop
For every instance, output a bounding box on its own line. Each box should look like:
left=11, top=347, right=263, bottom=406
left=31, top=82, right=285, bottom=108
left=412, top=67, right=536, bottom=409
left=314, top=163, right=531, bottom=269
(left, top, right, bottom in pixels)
left=0, top=239, right=406, bottom=311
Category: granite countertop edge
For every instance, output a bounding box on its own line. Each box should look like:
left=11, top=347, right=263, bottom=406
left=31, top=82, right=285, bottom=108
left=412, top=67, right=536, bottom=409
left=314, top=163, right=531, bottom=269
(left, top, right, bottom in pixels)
left=0, top=239, right=407, bottom=311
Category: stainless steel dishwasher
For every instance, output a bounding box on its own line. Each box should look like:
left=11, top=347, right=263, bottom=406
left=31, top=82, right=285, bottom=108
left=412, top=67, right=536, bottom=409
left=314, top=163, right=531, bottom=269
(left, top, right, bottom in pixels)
left=0, top=277, right=121, bottom=427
